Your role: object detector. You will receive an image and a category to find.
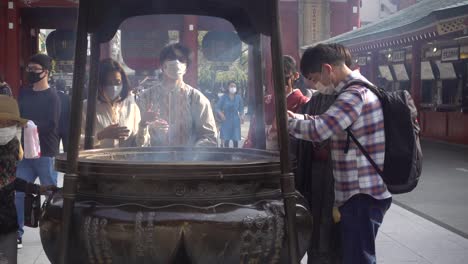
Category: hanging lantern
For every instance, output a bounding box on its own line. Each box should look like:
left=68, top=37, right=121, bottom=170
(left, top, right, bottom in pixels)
left=202, top=31, right=242, bottom=62
left=120, top=16, right=170, bottom=71
left=46, top=30, right=76, bottom=61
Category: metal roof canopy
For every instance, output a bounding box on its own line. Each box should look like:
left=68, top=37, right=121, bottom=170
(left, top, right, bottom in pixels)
left=302, top=0, right=468, bottom=49
left=85, top=0, right=273, bottom=44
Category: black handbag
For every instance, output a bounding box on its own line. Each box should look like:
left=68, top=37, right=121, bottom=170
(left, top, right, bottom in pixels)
left=24, top=193, right=41, bottom=228
left=24, top=188, right=59, bottom=228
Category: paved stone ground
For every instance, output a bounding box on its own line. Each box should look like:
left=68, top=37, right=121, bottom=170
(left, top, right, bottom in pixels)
left=394, top=140, right=468, bottom=238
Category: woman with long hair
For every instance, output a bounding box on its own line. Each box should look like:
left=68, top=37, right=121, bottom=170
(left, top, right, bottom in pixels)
left=81, top=58, right=152, bottom=148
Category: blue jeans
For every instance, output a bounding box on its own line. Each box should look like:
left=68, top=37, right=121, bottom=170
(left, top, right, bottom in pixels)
left=339, top=194, right=392, bottom=264
left=15, top=157, right=57, bottom=238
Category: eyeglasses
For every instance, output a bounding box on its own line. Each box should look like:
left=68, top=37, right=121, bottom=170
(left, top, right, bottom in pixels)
left=25, top=67, right=44, bottom=73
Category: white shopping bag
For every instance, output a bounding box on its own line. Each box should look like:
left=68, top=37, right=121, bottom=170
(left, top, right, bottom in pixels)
left=24, top=120, right=41, bottom=159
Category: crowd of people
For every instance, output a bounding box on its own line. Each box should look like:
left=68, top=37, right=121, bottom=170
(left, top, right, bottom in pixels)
left=0, top=42, right=392, bottom=264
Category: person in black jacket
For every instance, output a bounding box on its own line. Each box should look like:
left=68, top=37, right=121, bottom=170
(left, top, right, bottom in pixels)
left=15, top=54, right=60, bottom=248
left=295, top=43, right=353, bottom=264
left=0, top=95, right=56, bottom=262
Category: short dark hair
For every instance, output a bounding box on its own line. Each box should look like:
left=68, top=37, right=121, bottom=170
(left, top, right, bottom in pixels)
left=283, top=55, right=297, bottom=77
left=98, top=58, right=130, bottom=102
left=300, top=43, right=350, bottom=76
left=227, top=80, right=237, bottom=87
left=29, top=53, right=53, bottom=71
left=329, top=43, right=352, bottom=67
left=159, top=43, right=192, bottom=67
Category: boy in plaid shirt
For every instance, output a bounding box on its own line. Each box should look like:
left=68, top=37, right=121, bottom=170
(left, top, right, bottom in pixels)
left=288, top=44, right=392, bottom=264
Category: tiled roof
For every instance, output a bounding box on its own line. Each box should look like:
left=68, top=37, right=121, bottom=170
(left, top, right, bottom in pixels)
left=436, top=0, right=468, bottom=11
left=303, top=0, right=468, bottom=48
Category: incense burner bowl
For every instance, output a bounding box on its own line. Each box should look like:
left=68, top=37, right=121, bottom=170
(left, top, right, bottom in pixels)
left=40, top=147, right=312, bottom=263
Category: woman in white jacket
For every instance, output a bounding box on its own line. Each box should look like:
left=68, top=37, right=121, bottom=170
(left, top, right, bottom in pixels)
left=82, top=59, right=153, bottom=148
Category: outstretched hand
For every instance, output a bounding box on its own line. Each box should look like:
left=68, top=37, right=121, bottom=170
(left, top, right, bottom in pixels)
left=97, top=124, right=130, bottom=140
left=287, top=110, right=296, bottom=119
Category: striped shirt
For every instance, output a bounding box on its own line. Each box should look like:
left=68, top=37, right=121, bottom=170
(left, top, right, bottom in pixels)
left=288, top=71, right=391, bottom=206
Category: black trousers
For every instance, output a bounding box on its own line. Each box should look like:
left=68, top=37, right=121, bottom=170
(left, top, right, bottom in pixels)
left=339, top=194, right=392, bottom=264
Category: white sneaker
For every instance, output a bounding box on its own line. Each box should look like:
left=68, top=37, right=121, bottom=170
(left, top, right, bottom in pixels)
left=17, top=238, right=23, bottom=249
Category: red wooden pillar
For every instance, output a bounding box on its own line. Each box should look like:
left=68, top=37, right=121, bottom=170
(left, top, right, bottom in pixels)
left=181, top=15, right=198, bottom=88
left=348, top=0, right=361, bottom=30
left=0, top=0, right=6, bottom=80
left=411, top=41, right=422, bottom=108
left=279, top=1, right=299, bottom=61
left=5, top=0, right=21, bottom=96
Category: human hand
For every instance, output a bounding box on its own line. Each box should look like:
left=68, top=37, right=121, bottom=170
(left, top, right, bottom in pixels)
left=287, top=110, right=296, bottom=119
left=153, top=118, right=169, bottom=131
left=97, top=124, right=130, bottom=140
left=332, top=207, right=341, bottom=223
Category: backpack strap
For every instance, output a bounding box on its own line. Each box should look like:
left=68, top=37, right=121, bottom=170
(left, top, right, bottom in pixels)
left=344, top=130, right=351, bottom=154
left=340, top=80, right=369, bottom=93
left=339, top=79, right=377, bottom=139
left=340, top=80, right=383, bottom=99
left=345, top=128, right=384, bottom=177
left=340, top=80, right=377, bottom=155
left=340, top=80, right=385, bottom=176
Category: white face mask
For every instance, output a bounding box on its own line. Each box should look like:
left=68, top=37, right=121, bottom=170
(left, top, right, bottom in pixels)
left=163, top=60, right=187, bottom=80
left=0, top=126, right=18, bottom=145
left=315, top=69, right=336, bottom=95
left=229, top=87, right=237, bottom=94
left=105, top=85, right=123, bottom=100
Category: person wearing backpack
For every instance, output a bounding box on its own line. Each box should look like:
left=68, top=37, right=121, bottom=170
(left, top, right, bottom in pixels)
left=288, top=44, right=392, bottom=264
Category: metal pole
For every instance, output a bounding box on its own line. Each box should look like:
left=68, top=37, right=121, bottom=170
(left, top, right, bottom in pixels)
left=84, top=34, right=101, bottom=150
left=252, top=35, right=266, bottom=150
left=59, top=0, right=89, bottom=263
left=270, top=0, right=300, bottom=263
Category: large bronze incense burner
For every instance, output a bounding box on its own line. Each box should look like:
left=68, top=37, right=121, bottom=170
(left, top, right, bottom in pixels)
left=40, top=147, right=312, bottom=263
left=42, top=0, right=312, bottom=263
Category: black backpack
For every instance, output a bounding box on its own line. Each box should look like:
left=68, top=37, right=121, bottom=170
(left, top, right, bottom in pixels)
left=343, top=81, right=423, bottom=194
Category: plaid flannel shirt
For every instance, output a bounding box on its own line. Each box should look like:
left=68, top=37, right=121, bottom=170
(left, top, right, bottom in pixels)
left=288, top=71, right=391, bottom=206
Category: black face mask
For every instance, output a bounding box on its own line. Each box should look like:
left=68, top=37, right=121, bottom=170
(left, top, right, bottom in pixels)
left=27, top=71, right=46, bottom=84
